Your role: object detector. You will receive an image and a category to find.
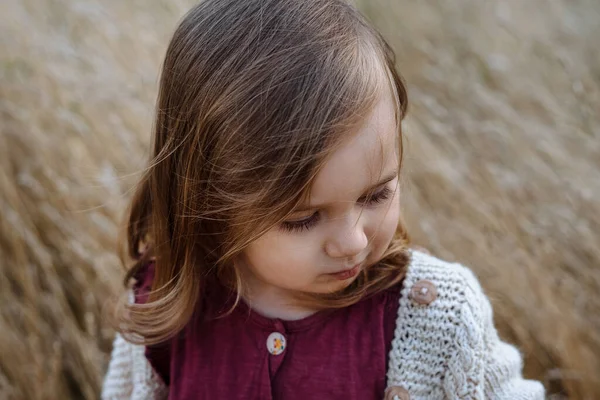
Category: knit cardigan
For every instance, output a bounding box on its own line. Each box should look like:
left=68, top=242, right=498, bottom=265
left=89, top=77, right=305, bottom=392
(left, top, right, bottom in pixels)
left=101, top=251, right=545, bottom=399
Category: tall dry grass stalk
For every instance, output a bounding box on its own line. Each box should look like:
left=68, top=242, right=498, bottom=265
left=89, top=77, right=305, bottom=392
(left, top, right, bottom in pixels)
left=0, top=0, right=598, bottom=398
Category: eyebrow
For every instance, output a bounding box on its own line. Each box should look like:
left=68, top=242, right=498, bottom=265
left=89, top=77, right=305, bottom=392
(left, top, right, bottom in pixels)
left=294, top=171, right=398, bottom=212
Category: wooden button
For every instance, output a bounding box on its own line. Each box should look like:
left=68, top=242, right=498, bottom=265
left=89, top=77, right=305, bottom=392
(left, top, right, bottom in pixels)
left=385, top=385, right=410, bottom=400
left=410, top=280, right=437, bottom=305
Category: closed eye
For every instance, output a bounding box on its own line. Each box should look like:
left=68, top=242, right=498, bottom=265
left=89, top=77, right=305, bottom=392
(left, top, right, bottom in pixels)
left=358, top=186, right=393, bottom=205
left=280, top=212, right=320, bottom=233
left=280, top=186, right=394, bottom=233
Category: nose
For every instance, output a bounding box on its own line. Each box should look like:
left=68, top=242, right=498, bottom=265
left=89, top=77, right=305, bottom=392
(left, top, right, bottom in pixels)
left=324, top=214, right=368, bottom=260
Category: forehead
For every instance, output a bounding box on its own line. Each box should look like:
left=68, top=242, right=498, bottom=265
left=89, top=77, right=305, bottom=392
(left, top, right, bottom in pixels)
left=307, top=91, right=399, bottom=206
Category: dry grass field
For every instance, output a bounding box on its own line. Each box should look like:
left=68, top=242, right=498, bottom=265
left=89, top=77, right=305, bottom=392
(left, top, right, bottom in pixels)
left=1, top=0, right=598, bottom=398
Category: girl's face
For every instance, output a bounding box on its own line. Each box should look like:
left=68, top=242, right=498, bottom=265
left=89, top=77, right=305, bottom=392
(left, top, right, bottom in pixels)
left=239, top=88, right=401, bottom=314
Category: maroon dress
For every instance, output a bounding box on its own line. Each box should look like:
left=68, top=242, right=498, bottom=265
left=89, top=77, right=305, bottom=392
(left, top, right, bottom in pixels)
left=134, top=263, right=401, bottom=399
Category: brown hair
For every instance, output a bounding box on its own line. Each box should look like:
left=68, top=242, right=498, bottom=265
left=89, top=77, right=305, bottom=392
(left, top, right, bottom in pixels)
left=115, top=0, right=410, bottom=344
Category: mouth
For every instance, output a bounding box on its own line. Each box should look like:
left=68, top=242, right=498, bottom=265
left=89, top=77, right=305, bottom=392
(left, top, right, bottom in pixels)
left=327, top=262, right=362, bottom=281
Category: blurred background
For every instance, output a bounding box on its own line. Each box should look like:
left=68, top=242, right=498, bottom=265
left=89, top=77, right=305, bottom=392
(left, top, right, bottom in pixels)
left=0, top=0, right=598, bottom=398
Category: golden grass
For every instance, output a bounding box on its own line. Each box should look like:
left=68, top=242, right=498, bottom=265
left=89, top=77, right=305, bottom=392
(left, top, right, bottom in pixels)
left=0, top=0, right=598, bottom=398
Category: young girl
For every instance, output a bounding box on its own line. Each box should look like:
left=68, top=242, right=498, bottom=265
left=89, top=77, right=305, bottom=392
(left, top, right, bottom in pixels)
left=102, top=0, right=544, bottom=399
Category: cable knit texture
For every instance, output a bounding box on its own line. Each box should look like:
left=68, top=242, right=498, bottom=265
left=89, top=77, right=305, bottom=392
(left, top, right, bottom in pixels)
left=101, top=251, right=545, bottom=399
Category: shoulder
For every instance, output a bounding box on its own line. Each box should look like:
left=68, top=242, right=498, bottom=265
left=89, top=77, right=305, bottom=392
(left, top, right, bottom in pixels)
left=403, top=248, right=492, bottom=353
left=386, top=250, right=491, bottom=396
left=103, top=263, right=168, bottom=400
left=402, top=250, right=496, bottom=354
left=402, top=249, right=485, bottom=311
left=390, top=249, right=488, bottom=330
left=387, top=250, right=545, bottom=398
left=102, top=332, right=169, bottom=400
left=391, top=248, right=490, bottom=344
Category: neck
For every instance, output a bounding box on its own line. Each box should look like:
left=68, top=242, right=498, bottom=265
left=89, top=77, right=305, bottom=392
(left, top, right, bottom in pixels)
left=242, top=279, right=319, bottom=321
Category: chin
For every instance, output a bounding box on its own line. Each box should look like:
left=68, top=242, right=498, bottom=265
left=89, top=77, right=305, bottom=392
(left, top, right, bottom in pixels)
left=324, top=277, right=359, bottom=294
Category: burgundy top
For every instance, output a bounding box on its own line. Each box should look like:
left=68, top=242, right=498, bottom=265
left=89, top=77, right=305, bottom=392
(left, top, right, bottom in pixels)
left=134, top=263, right=401, bottom=399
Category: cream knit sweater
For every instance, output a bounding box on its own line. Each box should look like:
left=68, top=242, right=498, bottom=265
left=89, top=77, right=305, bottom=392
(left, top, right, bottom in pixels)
left=101, top=251, right=545, bottom=399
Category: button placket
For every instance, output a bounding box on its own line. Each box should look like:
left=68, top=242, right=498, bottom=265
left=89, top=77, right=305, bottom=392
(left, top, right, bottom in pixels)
left=266, top=320, right=288, bottom=378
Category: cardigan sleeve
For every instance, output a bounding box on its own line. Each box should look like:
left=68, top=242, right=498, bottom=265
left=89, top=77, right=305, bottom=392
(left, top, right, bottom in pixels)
left=479, top=290, right=545, bottom=399
left=386, top=251, right=545, bottom=399
left=458, top=266, right=545, bottom=399
left=101, top=289, right=169, bottom=400
left=101, top=332, right=134, bottom=399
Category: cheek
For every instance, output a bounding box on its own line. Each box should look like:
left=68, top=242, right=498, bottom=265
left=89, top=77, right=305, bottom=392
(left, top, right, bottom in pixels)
left=243, top=231, right=320, bottom=282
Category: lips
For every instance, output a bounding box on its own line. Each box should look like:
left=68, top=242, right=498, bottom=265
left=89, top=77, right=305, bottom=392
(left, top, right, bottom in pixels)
left=327, top=263, right=362, bottom=280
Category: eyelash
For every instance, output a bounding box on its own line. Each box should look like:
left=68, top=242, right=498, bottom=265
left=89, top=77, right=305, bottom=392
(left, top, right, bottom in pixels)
left=280, top=186, right=393, bottom=233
